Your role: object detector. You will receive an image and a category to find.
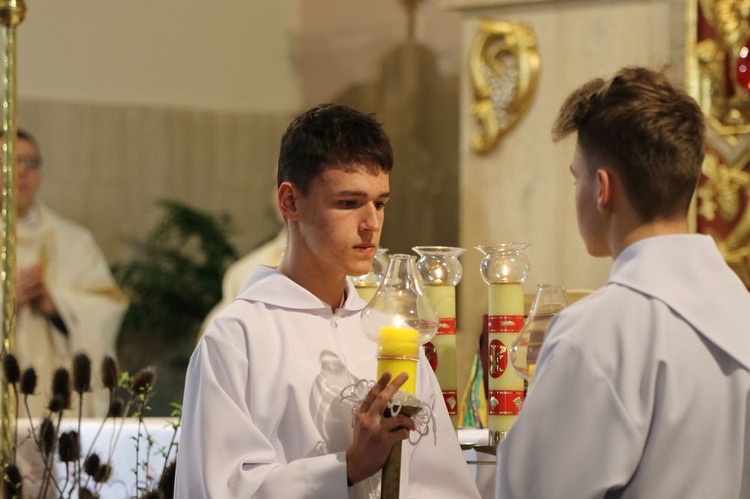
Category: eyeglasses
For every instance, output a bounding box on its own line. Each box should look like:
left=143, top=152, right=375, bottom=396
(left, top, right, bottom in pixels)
left=19, top=157, right=41, bottom=170
left=1, top=157, right=41, bottom=170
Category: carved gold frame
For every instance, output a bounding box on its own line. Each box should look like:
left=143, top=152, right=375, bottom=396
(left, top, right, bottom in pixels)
left=469, top=19, right=539, bottom=154
left=687, top=0, right=750, bottom=287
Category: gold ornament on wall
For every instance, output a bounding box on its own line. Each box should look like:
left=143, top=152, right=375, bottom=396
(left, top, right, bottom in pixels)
left=469, top=19, right=539, bottom=155
left=689, top=0, right=750, bottom=287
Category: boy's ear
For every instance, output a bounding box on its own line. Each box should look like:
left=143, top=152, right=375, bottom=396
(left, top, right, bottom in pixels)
left=278, top=181, right=299, bottom=221
left=596, top=169, right=612, bottom=212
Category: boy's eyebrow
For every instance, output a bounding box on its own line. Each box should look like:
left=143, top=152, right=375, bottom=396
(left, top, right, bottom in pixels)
left=336, top=189, right=391, bottom=198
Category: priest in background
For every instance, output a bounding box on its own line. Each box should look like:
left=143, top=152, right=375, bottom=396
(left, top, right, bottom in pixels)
left=2, top=129, right=128, bottom=417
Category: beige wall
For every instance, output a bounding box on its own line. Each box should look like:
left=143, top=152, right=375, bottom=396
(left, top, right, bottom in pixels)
left=442, top=0, right=687, bottom=414
left=295, top=0, right=461, bottom=108
left=18, top=0, right=300, bottom=112
left=13, top=0, right=463, bottom=263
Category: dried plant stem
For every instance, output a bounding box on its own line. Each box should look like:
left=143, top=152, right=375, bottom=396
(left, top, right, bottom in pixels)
left=160, top=414, right=181, bottom=479
left=76, top=394, right=84, bottom=496
left=22, top=398, right=63, bottom=498
left=40, top=411, right=64, bottom=499
left=11, top=384, right=18, bottom=463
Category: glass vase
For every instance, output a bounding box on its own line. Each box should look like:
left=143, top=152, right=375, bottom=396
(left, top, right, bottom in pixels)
left=510, top=284, right=568, bottom=382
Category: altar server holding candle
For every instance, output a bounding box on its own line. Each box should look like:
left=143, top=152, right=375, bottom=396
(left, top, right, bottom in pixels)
left=175, top=104, right=479, bottom=498
left=496, top=67, right=750, bottom=498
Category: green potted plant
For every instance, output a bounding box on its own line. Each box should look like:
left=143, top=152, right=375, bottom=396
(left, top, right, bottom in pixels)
left=112, top=200, right=238, bottom=415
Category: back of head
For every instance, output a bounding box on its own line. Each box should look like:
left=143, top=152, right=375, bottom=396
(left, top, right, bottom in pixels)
left=552, top=67, right=705, bottom=221
left=277, top=103, right=393, bottom=194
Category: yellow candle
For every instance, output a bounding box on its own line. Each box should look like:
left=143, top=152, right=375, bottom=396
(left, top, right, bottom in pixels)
left=377, top=326, right=419, bottom=395
left=487, top=283, right=525, bottom=434
left=425, top=285, right=458, bottom=427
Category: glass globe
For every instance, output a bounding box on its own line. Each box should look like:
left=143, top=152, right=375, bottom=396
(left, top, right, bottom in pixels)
left=361, top=254, right=439, bottom=346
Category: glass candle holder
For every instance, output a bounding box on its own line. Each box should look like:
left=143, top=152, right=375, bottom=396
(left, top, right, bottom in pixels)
left=361, top=254, right=438, bottom=395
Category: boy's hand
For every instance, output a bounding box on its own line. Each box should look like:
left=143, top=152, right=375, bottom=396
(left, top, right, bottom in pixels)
left=345, top=372, right=416, bottom=485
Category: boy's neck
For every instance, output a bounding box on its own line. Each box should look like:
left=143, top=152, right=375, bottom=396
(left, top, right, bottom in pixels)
left=277, top=253, right=348, bottom=311
left=609, top=215, right=689, bottom=259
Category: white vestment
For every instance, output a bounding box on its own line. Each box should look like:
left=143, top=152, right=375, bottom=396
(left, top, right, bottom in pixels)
left=496, top=235, right=750, bottom=498
left=9, top=202, right=128, bottom=417
left=175, top=266, right=480, bottom=498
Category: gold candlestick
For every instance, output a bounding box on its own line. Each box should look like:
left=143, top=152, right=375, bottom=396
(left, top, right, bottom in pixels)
left=0, top=0, right=27, bottom=464
left=413, top=246, right=465, bottom=429
left=476, top=243, right=530, bottom=446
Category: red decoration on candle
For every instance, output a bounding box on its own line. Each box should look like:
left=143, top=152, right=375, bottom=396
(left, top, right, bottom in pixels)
left=488, top=339, right=508, bottom=379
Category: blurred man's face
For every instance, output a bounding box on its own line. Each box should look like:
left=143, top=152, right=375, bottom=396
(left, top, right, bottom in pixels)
left=1, top=137, right=43, bottom=217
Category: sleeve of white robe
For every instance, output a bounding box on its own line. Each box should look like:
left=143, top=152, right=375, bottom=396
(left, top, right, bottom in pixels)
left=174, top=333, right=349, bottom=498
left=495, top=332, right=644, bottom=499
left=407, top=353, right=481, bottom=497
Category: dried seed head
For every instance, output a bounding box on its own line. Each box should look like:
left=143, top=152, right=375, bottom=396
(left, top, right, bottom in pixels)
left=72, top=353, right=92, bottom=394
left=100, top=356, right=119, bottom=392
left=131, top=367, right=156, bottom=395
left=83, top=453, right=101, bottom=477
left=107, top=397, right=125, bottom=418
left=58, top=431, right=80, bottom=463
left=2, top=354, right=20, bottom=384
left=39, top=417, right=56, bottom=456
left=20, top=367, right=37, bottom=395
left=93, top=463, right=112, bottom=484
left=51, top=368, right=71, bottom=410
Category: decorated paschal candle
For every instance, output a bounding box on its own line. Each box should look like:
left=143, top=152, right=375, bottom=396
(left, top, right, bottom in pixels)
left=413, top=246, right=465, bottom=428
left=476, top=243, right=530, bottom=446
left=351, top=248, right=389, bottom=302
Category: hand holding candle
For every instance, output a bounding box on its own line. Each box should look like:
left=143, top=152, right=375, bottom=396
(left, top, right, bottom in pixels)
left=346, top=371, right=416, bottom=486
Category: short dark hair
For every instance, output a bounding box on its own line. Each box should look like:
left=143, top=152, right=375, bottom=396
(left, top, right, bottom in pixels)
left=552, top=67, right=705, bottom=221
left=277, top=103, right=393, bottom=194
left=0, top=128, right=43, bottom=166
